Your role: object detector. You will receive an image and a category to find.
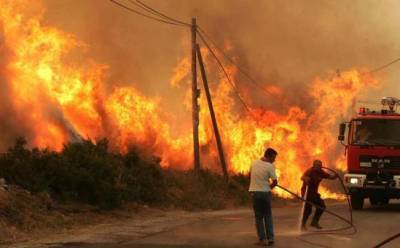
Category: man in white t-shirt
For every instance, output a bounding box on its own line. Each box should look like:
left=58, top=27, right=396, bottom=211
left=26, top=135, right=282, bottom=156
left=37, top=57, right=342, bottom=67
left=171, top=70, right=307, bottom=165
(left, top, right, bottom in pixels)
left=249, top=148, right=278, bottom=246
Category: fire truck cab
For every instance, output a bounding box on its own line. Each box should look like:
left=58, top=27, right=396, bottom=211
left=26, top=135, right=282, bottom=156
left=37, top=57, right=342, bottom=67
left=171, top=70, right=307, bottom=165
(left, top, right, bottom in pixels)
left=338, top=97, right=400, bottom=209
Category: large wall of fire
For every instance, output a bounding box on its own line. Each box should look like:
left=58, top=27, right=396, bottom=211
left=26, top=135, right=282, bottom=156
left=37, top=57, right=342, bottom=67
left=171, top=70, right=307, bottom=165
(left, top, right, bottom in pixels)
left=0, top=0, right=389, bottom=197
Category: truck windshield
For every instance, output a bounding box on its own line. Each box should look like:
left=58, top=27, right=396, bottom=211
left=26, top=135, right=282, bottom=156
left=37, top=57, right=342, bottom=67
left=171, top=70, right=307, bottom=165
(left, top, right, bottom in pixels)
left=351, top=119, right=400, bottom=146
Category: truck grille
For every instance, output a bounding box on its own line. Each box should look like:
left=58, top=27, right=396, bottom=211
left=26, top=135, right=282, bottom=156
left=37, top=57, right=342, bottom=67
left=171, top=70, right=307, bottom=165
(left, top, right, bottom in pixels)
left=360, top=155, right=400, bottom=169
left=366, top=172, right=393, bottom=182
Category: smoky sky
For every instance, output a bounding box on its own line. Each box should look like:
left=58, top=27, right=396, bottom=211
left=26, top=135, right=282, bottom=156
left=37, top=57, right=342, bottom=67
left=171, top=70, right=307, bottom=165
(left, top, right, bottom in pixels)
left=42, top=0, right=400, bottom=106
left=1, top=0, right=399, bottom=149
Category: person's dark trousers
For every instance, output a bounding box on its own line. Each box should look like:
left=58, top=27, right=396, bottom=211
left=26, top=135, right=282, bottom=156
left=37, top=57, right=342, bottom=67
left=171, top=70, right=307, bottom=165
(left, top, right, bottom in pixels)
left=302, top=194, right=326, bottom=226
left=252, top=191, right=274, bottom=241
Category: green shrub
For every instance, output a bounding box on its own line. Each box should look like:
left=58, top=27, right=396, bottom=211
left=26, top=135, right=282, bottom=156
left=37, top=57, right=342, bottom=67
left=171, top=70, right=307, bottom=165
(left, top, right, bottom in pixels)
left=0, top=137, right=59, bottom=193
left=120, top=149, right=166, bottom=204
left=0, top=138, right=122, bottom=209
left=0, top=137, right=251, bottom=211
left=56, top=139, right=122, bottom=209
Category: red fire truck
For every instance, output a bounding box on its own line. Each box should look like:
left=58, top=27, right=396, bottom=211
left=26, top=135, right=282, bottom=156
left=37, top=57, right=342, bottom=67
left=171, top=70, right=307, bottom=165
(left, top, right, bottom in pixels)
left=338, top=97, right=400, bottom=209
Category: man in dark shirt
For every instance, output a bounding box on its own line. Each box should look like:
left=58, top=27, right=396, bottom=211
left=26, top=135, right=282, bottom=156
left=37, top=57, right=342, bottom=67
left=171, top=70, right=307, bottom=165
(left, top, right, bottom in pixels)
left=301, top=160, right=337, bottom=229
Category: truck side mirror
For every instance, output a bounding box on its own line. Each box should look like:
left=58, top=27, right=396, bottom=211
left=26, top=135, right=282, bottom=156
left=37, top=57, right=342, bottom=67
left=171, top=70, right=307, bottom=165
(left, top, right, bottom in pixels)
left=338, top=123, right=346, bottom=141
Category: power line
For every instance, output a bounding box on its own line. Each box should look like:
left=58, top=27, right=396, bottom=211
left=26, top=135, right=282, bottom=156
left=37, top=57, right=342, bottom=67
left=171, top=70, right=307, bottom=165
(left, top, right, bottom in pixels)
left=131, top=0, right=191, bottom=27
left=120, top=2, right=277, bottom=99
left=198, top=32, right=255, bottom=117
left=109, top=0, right=187, bottom=27
left=114, top=0, right=256, bottom=117
left=368, top=57, right=400, bottom=74
left=110, top=0, right=276, bottom=117
left=126, top=0, right=164, bottom=19
left=112, top=0, right=400, bottom=86
left=118, top=0, right=274, bottom=100
left=198, top=26, right=400, bottom=89
left=197, top=27, right=274, bottom=97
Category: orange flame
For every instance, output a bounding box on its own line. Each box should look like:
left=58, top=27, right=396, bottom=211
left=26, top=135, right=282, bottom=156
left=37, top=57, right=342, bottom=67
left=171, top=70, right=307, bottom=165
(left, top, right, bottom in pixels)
left=0, top=1, right=380, bottom=198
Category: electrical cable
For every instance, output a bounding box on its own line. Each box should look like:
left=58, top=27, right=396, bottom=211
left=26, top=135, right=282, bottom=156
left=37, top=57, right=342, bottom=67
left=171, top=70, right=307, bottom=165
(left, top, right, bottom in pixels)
left=112, top=0, right=400, bottom=107
left=110, top=0, right=262, bottom=118
left=198, top=25, right=400, bottom=93
left=126, top=0, right=174, bottom=22
left=111, top=0, right=256, bottom=117
left=109, top=0, right=187, bottom=27
left=197, top=27, right=275, bottom=97
left=132, top=0, right=191, bottom=27
left=368, top=57, right=400, bottom=74
left=197, top=31, right=255, bottom=117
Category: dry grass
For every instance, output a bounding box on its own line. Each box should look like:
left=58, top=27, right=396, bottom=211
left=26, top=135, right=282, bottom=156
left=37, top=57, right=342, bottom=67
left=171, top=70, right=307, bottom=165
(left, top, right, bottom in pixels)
left=0, top=185, right=121, bottom=244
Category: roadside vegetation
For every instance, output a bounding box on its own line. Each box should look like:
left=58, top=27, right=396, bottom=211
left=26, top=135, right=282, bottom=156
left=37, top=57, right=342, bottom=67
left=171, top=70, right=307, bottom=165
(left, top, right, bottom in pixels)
left=0, top=137, right=250, bottom=210
left=0, top=137, right=251, bottom=243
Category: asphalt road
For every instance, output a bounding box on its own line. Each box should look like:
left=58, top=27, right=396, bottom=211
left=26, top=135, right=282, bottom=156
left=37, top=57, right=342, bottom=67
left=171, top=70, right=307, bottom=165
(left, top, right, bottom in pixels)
left=47, top=201, right=400, bottom=248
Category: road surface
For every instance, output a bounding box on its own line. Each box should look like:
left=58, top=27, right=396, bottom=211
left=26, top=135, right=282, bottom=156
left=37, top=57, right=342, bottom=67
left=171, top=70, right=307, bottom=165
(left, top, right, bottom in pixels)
left=10, top=200, right=400, bottom=248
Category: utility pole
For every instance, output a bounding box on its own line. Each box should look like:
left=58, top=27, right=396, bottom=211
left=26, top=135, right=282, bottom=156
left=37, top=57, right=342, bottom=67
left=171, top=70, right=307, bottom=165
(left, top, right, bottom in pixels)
left=196, top=44, right=229, bottom=178
left=191, top=18, right=201, bottom=172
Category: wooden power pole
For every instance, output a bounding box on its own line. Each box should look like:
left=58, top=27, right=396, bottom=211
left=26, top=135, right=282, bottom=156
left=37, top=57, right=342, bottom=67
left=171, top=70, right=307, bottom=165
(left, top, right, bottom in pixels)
left=191, top=18, right=201, bottom=172
left=196, top=44, right=229, bottom=178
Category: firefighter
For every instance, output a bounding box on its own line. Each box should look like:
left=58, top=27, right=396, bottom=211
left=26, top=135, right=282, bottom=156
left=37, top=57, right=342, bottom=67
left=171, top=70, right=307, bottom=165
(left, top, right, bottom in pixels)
left=249, top=148, right=278, bottom=246
left=301, top=160, right=337, bottom=229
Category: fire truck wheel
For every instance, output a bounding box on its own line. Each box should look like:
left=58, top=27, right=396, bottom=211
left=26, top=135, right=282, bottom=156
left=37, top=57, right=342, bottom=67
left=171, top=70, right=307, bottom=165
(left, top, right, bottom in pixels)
left=351, top=194, right=364, bottom=210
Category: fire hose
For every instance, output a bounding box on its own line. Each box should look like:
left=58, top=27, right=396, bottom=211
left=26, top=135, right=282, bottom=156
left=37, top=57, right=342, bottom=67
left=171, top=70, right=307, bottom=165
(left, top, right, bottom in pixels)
left=373, top=233, right=400, bottom=248
left=275, top=166, right=356, bottom=247
left=275, top=166, right=400, bottom=247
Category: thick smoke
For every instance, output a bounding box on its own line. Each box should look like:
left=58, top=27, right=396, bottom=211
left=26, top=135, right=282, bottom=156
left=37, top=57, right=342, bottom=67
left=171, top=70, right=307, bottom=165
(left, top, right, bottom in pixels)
left=44, top=104, right=82, bottom=143
left=42, top=0, right=400, bottom=109
left=2, top=0, right=400, bottom=156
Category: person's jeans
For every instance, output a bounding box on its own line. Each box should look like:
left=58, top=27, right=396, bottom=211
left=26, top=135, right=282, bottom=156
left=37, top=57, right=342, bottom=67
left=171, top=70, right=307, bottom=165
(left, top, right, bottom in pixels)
left=252, top=191, right=274, bottom=241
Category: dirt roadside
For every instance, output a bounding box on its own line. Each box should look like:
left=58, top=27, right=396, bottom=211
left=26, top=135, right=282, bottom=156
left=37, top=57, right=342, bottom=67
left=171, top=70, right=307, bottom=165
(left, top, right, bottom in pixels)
left=5, top=207, right=255, bottom=248
left=3, top=197, right=300, bottom=248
